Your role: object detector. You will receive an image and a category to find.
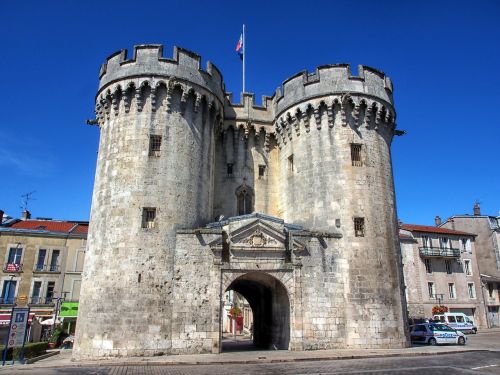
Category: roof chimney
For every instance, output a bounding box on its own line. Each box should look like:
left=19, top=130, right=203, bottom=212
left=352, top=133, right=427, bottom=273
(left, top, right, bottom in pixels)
left=435, top=215, right=442, bottom=226
left=473, top=202, right=481, bottom=216
left=22, top=210, right=31, bottom=221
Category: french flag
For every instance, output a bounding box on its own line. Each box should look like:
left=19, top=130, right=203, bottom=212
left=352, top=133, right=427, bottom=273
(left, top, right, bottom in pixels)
left=236, top=33, right=243, bottom=60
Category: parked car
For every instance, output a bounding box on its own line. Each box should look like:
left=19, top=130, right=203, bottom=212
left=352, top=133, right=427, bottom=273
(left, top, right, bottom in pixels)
left=410, top=323, right=467, bottom=346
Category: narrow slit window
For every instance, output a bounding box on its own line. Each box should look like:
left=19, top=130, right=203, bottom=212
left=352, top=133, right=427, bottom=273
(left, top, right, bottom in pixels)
left=288, top=155, right=294, bottom=173
left=237, top=187, right=252, bottom=216
left=227, top=163, right=233, bottom=176
left=149, top=135, right=162, bottom=156
left=258, top=165, right=266, bottom=179
left=354, top=217, right=365, bottom=237
left=142, top=208, right=156, bottom=229
left=351, top=144, right=362, bottom=166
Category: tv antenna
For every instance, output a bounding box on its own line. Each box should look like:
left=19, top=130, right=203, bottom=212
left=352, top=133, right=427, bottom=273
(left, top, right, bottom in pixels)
left=20, top=191, right=36, bottom=212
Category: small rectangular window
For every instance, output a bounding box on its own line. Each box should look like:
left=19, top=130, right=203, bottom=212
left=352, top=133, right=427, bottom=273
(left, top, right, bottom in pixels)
left=142, top=208, right=156, bottom=229
left=354, top=217, right=365, bottom=237
left=488, top=283, right=494, bottom=298
left=149, top=135, right=162, bottom=156
left=468, top=283, right=476, bottom=299
left=422, top=235, right=432, bottom=248
left=36, top=249, right=46, bottom=271
left=439, top=237, right=449, bottom=249
left=1, top=280, right=17, bottom=304
left=351, top=144, right=362, bottom=166
left=227, top=163, right=233, bottom=176
left=445, top=260, right=452, bottom=275
left=288, top=155, right=294, bottom=173
left=424, top=258, right=432, bottom=274
left=31, top=281, right=42, bottom=304
left=464, top=260, right=472, bottom=276
left=461, top=238, right=472, bottom=252
left=50, top=250, right=60, bottom=272
left=258, top=165, right=266, bottom=179
left=448, top=283, right=456, bottom=299
left=428, top=282, right=435, bottom=298
left=46, top=281, right=55, bottom=304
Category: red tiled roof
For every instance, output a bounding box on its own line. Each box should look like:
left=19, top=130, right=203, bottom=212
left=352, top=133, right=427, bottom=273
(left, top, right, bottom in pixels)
left=71, top=224, right=89, bottom=234
left=400, top=224, right=475, bottom=236
left=10, top=220, right=88, bottom=235
left=11, top=220, right=75, bottom=232
left=399, top=233, right=414, bottom=239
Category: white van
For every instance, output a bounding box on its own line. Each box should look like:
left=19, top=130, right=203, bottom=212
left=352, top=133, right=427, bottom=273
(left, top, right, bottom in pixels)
left=433, top=312, right=477, bottom=334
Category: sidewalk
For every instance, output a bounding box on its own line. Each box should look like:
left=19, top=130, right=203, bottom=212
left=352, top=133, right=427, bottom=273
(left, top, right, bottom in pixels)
left=2, top=330, right=499, bottom=371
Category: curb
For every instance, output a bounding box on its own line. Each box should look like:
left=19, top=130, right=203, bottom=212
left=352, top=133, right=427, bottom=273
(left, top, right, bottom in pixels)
left=19, top=349, right=491, bottom=369
left=25, top=351, right=60, bottom=364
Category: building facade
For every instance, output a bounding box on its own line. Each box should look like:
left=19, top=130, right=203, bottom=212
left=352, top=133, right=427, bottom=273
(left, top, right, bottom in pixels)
left=399, top=223, right=486, bottom=327
left=75, top=44, right=409, bottom=359
left=0, top=212, right=87, bottom=335
left=441, top=204, right=500, bottom=327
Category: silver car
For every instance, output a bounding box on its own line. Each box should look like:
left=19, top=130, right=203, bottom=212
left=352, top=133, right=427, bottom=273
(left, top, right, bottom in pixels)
left=410, top=323, right=467, bottom=346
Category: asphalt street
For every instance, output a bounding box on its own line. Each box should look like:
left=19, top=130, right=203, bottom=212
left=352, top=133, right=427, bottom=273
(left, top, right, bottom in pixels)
left=3, top=331, right=500, bottom=374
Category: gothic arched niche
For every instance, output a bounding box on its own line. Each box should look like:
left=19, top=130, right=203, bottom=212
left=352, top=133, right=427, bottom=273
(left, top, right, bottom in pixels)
left=236, top=183, right=253, bottom=216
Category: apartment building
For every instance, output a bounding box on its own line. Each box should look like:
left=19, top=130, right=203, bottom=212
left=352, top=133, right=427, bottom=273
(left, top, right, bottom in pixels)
left=440, top=203, right=500, bottom=327
left=399, top=222, right=487, bottom=327
left=0, top=211, right=87, bottom=334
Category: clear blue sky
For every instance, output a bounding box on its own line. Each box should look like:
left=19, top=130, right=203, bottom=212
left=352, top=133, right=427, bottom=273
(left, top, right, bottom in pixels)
left=1, top=0, right=499, bottom=224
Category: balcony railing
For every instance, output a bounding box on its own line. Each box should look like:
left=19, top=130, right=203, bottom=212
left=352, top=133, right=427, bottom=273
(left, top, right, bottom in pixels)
left=28, top=296, right=55, bottom=305
left=33, top=264, right=60, bottom=272
left=3, top=263, right=23, bottom=272
left=419, top=246, right=460, bottom=258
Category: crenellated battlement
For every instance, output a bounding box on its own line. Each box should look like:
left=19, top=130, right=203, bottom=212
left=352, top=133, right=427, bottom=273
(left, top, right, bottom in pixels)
left=224, top=92, right=274, bottom=124
left=274, top=64, right=394, bottom=117
left=98, top=44, right=226, bottom=102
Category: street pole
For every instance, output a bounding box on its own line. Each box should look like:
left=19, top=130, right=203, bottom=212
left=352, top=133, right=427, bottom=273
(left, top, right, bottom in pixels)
left=51, top=292, right=67, bottom=336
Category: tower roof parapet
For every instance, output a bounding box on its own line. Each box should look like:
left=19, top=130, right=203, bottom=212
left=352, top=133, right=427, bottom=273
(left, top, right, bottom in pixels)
left=98, top=44, right=226, bottom=102
left=224, top=92, right=274, bottom=124
left=274, top=64, right=394, bottom=116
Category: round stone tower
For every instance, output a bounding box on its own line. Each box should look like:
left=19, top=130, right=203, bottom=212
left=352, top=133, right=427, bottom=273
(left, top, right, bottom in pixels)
left=74, top=45, right=225, bottom=358
left=273, top=65, right=408, bottom=347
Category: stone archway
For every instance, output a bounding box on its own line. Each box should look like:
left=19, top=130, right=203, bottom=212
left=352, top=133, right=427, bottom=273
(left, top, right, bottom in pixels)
left=223, top=272, right=290, bottom=351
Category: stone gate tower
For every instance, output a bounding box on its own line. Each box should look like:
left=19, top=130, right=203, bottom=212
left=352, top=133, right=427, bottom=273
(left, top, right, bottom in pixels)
left=74, top=44, right=409, bottom=359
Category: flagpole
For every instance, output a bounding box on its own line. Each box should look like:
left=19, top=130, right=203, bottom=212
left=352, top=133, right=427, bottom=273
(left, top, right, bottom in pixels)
left=242, top=24, right=246, bottom=93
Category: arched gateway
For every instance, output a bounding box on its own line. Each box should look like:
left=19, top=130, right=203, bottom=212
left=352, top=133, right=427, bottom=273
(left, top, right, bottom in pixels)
left=224, top=272, right=291, bottom=350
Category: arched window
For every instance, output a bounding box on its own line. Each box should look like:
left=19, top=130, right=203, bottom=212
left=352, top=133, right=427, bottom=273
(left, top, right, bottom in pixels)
left=236, top=184, right=253, bottom=215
